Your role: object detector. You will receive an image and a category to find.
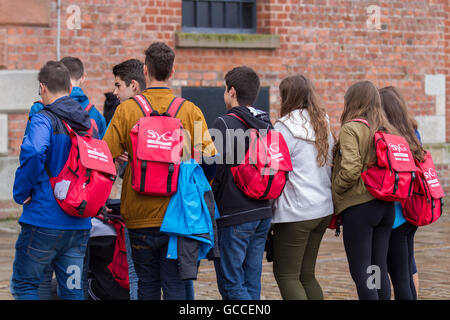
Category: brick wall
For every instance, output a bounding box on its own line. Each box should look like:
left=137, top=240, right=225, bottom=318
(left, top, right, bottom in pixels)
left=2, top=0, right=449, bottom=149
left=0, top=0, right=449, bottom=212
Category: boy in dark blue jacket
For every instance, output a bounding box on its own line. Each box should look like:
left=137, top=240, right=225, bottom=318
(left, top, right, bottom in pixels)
left=24, top=57, right=107, bottom=138
left=11, top=61, right=93, bottom=300
left=211, top=66, right=272, bottom=299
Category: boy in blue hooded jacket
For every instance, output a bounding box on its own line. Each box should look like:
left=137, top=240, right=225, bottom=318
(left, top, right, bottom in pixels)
left=11, top=61, right=94, bottom=300
left=24, top=57, right=106, bottom=138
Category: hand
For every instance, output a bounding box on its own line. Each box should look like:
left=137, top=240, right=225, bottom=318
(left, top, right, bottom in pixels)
left=23, top=196, right=32, bottom=205
left=116, top=151, right=128, bottom=164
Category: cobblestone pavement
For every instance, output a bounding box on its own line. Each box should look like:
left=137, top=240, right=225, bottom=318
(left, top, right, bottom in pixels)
left=0, top=214, right=449, bottom=300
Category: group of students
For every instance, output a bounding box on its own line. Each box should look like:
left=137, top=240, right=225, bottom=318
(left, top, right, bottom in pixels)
left=11, top=41, right=427, bottom=300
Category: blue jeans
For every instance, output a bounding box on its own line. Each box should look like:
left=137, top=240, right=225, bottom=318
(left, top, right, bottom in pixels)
left=128, top=227, right=186, bottom=300
left=11, top=223, right=89, bottom=300
left=124, top=228, right=139, bottom=300
left=185, top=280, right=195, bottom=300
left=214, top=218, right=271, bottom=300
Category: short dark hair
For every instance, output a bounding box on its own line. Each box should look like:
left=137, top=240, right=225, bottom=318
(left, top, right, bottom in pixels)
left=225, top=66, right=260, bottom=106
left=60, top=56, right=84, bottom=80
left=144, top=42, right=175, bottom=81
left=112, top=59, right=146, bottom=90
left=38, top=61, right=71, bottom=93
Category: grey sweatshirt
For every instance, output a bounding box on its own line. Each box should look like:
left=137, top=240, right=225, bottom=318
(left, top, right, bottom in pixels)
left=272, top=109, right=334, bottom=223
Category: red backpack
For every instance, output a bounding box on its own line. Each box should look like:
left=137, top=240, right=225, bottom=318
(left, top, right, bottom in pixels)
left=130, top=94, right=185, bottom=196
left=47, top=120, right=117, bottom=218
left=402, top=151, right=445, bottom=226
left=96, top=214, right=129, bottom=289
left=351, top=119, right=418, bottom=202
left=228, top=113, right=293, bottom=200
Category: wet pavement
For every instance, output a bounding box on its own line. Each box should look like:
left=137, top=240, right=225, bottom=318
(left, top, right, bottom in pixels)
left=0, top=214, right=449, bottom=300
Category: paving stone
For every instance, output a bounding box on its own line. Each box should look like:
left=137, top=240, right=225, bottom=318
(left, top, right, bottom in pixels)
left=0, top=215, right=449, bottom=300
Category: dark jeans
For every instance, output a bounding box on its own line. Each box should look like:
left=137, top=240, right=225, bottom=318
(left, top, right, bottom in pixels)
left=387, top=222, right=418, bottom=300
left=342, top=199, right=395, bottom=300
left=128, top=227, right=185, bottom=300
left=214, top=218, right=271, bottom=300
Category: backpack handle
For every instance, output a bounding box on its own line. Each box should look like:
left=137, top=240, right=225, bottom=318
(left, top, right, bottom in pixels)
left=61, top=120, right=95, bottom=138
left=133, top=94, right=185, bottom=118
left=348, top=118, right=370, bottom=127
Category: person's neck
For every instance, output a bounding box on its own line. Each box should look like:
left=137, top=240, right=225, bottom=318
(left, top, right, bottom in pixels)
left=227, top=102, right=249, bottom=110
left=71, top=80, right=82, bottom=88
left=146, top=79, right=170, bottom=89
left=44, top=92, right=67, bottom=105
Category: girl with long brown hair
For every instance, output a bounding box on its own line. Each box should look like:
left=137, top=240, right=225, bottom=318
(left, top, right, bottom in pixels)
left=379, top=86, right=425, bottom=300
left=331, top=81, right=397, bottom=300
left=272, top=75, right=334, bottom=300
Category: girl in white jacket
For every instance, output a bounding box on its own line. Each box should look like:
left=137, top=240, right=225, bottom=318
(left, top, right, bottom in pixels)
left=272, top=75, right=334, bottom=300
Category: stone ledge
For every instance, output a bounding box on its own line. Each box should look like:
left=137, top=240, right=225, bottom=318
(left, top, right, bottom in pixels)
left=0, top=157, right=19, bottom=201
left=0, top=70, right=39, bottom=112
left=0, top=114, right=7, bottom=155
left=0, top=0, right=51, bottom=27
left=175, top=32, right=280, bottom=49
left=423, top=143, right=450, bottom=165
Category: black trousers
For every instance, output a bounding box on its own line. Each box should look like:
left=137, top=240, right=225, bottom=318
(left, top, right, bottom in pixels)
left=387, top=221, right=418, bottom=300
left=342, top=199, right=395, bottom=300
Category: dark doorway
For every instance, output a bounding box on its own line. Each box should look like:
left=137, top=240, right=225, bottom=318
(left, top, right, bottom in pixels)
left=181, top=86, right=270, bottom=127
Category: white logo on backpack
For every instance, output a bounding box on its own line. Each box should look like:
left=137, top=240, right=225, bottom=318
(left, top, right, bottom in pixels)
left=389, top=143, right=410, bottom=161
left=268, top=143, right=284, bottom=161
left=147, top=130, right=173, bottom=149
left=424, top=168, right=440, bottom=187
left=82, top=140, right=108, bottom=161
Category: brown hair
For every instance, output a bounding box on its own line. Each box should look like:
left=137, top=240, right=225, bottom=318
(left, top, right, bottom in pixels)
left=60, top=56, right=84, bottom=80
left=113, top=59, right=146, bottom=91
left=337, top=81, right=397, bottom=162
left=279, top=75, right=330, bottom=167
left=379, top=86, right=425, bottom=162
left=225, top=66, right=260, bottom=106
left=144, top=42, right=175, bottom=81
left=38, top=61, right=71, bottom=94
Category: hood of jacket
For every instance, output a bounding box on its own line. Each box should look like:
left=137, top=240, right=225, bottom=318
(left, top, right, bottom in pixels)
left=43, top=95, right=91, bottom=131
left=277, top=109, right=328, bottom=142
left=227, top=106, right=273, bottom=131
left=70, top=86, right=90, bottom=108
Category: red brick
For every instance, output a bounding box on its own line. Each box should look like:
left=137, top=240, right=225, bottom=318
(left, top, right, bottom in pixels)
left=0, top=0, right=448, bottom=188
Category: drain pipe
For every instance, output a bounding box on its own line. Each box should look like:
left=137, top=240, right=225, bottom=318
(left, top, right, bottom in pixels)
left=56, top=0, right=61, bottom=60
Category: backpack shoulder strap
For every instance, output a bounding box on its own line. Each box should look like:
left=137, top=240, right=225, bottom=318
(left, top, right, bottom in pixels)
left=166, top=97, right=186, bottom=118
left=132, top=94, right=153, bottom=117
left=44, top=120, right=75, bottom=179
left=61, top=120, right=74, bottom=134
left=228, top=113, right=250, bottom=128
left=89, top=119, right=99, bottom=138
left=348, top=118, right=370, bottom=127
left=85, top=103, right=94, bottom=113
